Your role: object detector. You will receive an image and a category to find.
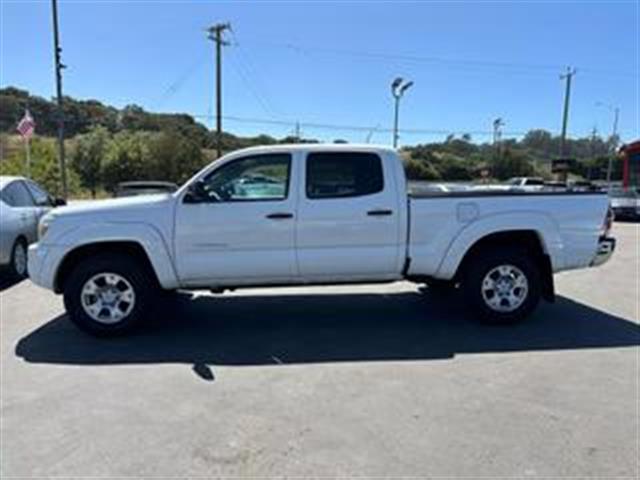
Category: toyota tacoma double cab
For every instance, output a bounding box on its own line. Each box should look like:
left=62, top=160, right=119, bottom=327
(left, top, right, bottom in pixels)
left=28, top=144, right=615, bottom=336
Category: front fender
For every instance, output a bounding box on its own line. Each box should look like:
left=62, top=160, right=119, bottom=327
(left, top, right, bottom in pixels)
left=52, top=222, right=179, bottom=290
left=435, top=212, right=564, bottom=279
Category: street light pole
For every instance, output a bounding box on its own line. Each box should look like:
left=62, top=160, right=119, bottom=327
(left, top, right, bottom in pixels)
left=391, top=77, right=413, bottom=148
left=393, top=95, right=400, bottom=148
left=492, top=117, right=505, bottom=160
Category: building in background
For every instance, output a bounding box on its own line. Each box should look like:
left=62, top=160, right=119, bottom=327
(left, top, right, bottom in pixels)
left=619, top=141, right=640, bottom=191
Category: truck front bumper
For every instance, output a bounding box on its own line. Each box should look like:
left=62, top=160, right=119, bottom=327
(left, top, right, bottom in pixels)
left=28, top=243, right=66, bottom=291
left=590, top=237, right=616, bottom=267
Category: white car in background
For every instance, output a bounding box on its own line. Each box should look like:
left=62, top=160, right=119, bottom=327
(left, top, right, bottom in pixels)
left=609, top=187, right=640, bottom=220
left=506, top=177, right=546, bottom=189
left=0, top=176, right=65, bottom=278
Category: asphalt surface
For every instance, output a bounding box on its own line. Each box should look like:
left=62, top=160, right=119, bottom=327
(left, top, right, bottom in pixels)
left=1, top=223, right=638, bottom=478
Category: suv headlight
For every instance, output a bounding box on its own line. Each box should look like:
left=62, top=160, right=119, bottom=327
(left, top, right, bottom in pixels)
left=38, top=215, right=54, bottom=241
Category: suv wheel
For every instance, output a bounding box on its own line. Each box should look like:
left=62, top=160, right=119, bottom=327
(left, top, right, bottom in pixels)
left=63, top=253, right=155, bottom=336
left=463, top=247, right=541, bottom=324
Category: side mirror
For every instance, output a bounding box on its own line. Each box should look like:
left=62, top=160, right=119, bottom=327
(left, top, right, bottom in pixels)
left=183, top=180, right=208, bottom=204
left=52, top=197, right=66, bottom=207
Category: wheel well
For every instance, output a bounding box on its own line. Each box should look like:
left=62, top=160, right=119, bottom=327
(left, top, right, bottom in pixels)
left=54, top=241, right=159, bottom=293
left=455, top=230, right=555, bottom=301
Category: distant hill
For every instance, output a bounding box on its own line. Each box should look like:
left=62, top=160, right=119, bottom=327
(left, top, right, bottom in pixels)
left=0, top=85, right=623, bottom=184
left=0, top=86, right=314, bottom=151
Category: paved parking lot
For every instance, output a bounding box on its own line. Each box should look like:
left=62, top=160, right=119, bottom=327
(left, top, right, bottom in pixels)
left=1, top=223, right=638, bottom=478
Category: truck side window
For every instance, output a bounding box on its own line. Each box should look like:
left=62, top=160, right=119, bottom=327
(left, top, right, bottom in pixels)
left=306, top=152, right=384, bottom=199
left=201, top=153, right=291, bottom=202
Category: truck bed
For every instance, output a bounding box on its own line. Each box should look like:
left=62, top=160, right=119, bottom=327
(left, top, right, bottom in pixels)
left=406, top=189, right=609, bottom=279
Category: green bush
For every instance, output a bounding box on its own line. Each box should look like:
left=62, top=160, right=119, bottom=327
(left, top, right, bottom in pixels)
left=71, top=126, right=110, bottom=198
left=0, top=137, right=80, bottom=196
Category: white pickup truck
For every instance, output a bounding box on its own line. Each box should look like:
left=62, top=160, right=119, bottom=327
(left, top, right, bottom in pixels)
left=28, top=144, right=615, bottom=336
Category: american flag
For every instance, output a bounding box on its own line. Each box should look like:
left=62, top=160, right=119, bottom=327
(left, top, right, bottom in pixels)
left=16, top=109, right=35, bottom=139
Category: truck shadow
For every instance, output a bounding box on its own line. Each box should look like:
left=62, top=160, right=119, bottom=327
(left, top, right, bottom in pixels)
left=0, top=270, right=24, bottom=292
left=15, top=290, right=640, bottom=380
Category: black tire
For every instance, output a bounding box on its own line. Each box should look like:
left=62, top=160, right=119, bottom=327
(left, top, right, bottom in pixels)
left=9, top=238, right=28, bottom=279
left=463, top=247, right=541, bottom=325
left=63, top=253, right=156, bottom=337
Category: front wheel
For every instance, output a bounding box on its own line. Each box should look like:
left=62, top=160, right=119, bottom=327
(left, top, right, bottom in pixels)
left=463, top=248, right=541, bottom=324
left=63, top=253, right=156, bottom=336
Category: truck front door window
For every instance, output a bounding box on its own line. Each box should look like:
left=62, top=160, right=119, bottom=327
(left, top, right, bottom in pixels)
left=201, top=154, right=291, bottom=202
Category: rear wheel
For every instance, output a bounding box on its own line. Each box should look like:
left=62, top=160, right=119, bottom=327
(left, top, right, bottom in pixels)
left=63, top=253, right=156, bottom=336
left=463, top=247, right=541, bottom=324
left=9, top=238, right=28, bottom=279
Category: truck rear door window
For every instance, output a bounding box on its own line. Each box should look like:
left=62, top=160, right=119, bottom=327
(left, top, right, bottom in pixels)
left=306, top=152, right=384, bottom=199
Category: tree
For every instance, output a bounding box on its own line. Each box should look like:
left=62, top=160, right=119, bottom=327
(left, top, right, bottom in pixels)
left=437, top=153, right=474, bottom=180
left=147, top=131, right=206, bottom=184
left=491, top=148, right=535, bottom=180
left=71, top=126, right=110, bottom=197
left=0, top=137, right=80, bottom=196
left=101, top=131, right=151, bottom=192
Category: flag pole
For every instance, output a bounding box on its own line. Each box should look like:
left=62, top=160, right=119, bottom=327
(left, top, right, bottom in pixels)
left=24, top=137, right=31, bottom=178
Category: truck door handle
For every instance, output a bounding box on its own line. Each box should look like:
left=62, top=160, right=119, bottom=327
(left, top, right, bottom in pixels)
left=367, top=209, right=393, bottom=216
left=266, top=212, right=294, bottom=220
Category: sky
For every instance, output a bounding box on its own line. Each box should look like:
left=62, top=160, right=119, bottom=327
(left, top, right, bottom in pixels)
left=1, top=0, right=638, bottom=146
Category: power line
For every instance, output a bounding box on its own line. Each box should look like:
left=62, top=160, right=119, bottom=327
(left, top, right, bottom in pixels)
left=228, top=30, right=279, bottom=116
left=191, top=113, right=530, bottom=137
left=241, top=39, right=636, bottom=79
left=228, top=55, right=277, bottom=119
left=157, top=52, right=208, bottom=107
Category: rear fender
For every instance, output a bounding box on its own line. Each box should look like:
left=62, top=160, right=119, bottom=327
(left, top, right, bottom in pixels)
left=435, top=212, right=563, bottom=279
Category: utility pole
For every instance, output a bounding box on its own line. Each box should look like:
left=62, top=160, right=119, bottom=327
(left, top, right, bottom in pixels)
left=294, top=121, right=301, bottom=143
left=391, top=77, right=413, bottom=148
left=206, top=22, right=231, bottom=159
left=559, top=67, right=577, bottom=158
left=51, top=0, right=68, bottom=199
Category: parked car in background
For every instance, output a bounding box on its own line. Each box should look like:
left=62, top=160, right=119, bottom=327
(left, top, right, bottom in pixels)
left=543, top=181, right=567, bottom=192
left=506, top=177, right=546, bottom=189
left=609, top=187, right=640, bottom=220
left=0, top=176, right=65, bottom=277
left=114, top=181, right=178, bottom=198
left=567, top=180, right=600, bottom=192
left=408, top=182, right=470, bottom=195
